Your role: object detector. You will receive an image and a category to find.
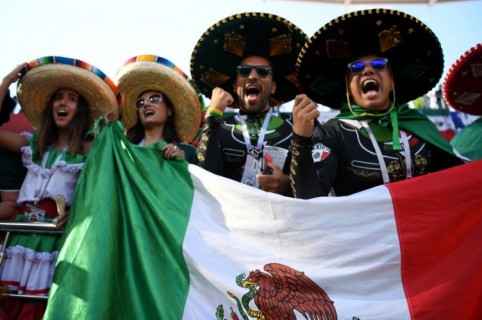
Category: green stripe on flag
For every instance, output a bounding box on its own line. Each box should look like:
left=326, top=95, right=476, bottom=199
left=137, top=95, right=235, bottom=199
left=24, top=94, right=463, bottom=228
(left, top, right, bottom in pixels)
left=44, top=122, right=194, bottom=319
left=451, top=117, right=482, bottom=161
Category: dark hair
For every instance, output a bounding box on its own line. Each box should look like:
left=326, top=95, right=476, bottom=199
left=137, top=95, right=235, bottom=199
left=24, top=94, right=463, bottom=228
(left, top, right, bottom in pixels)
left=126, top=92, right=180, bottom=144
left=0, top=90, right=17, bottom=125
left=35, top=90, right=90, bottom=160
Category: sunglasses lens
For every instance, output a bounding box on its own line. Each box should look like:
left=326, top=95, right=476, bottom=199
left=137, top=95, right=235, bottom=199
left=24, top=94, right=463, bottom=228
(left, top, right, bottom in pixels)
left=371, top=59, right=387, bottom=70
left=135, top=94, right=162, bottom=108
left=135, top=99, right=145, bottom=108
left=349, top=59, right=387, bottom=74
left=237, top=65, right=272, bottom=77
left=237, top=66, right=252, bottom=77
left=149, top=94, right=162, bottom=103
left=350, top=62, right=366, bottom=74
left=256, top=66, right=271, bottom=77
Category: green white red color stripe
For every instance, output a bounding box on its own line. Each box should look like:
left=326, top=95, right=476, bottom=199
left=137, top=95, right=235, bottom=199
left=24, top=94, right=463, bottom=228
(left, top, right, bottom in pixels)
left=44, top=123, right=482, bottom=319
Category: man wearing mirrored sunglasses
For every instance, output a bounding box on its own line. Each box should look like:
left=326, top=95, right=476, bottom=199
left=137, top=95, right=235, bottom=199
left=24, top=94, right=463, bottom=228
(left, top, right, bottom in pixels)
left=291, top=9, right=465, bottom=198
left=191, top=12, right=312, bottom=195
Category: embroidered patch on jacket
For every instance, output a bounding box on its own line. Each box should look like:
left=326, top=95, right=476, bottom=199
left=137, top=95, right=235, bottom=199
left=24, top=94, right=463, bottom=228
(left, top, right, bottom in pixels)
left=312, top=143, right=331, bottom=162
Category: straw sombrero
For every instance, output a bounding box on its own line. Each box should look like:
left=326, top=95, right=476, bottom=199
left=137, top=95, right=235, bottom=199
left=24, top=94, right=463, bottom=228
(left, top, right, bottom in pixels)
left=190, top=12, right=308, bottom=107
left=297, top=8, right=444, bottom=109
left=17, top=56, right=119, bottom=128
left=116, top=55, right=202, bottom=143
left=442, top=43, right=482, bottom=116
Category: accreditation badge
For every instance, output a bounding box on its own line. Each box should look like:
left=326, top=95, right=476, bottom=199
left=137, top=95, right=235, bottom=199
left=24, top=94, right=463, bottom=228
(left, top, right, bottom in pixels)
left=25, top=204, right=47, bottom=222
left=241, top=154, right=261, bottom=188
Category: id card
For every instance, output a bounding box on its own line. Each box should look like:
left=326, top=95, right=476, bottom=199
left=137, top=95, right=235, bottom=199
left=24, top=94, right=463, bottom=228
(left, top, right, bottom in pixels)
left=25, top=204, right=47, bottom=222
left=241, top=154, right=261, bottom=188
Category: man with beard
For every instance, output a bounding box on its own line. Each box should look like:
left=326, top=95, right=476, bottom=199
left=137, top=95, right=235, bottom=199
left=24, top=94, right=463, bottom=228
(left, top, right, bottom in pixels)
left=191, top=12, right=314, bottom=195
left=291, top=9, right=465, bottom=198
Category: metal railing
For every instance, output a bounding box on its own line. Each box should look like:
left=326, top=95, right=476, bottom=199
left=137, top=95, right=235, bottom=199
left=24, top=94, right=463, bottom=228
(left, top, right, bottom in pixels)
left=0, top=221, right=64, bottom=301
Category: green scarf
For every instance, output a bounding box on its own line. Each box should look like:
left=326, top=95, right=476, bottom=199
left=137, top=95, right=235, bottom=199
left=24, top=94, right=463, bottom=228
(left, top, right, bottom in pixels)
left=450, top=117, right=482, bottom=161
left=336, top=103, right=458, bottom=156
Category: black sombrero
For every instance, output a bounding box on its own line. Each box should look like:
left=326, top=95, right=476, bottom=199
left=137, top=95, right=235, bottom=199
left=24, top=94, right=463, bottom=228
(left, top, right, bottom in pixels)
left=190, top=12, right=307, bottom=107
left=442, top=43, right=482, bottom=116
left=296, top=8, right=444, bottom=109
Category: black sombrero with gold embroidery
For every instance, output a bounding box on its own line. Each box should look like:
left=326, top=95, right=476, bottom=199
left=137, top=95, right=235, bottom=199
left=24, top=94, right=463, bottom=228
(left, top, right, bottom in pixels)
left=442, top=43, right=482, bottom=116
left=190, top=12, right=307, bottom=106
left=296, top=8, right=444, bottom=109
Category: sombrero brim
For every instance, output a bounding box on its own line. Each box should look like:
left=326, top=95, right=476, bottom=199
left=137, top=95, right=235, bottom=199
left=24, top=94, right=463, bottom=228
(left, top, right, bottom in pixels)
left=190, top=12, right=307, bottom=106
left=442, top=43, right=482, bottom=116
left=17, top=56, right=119, bottom=129
left=297, top=8, right=444, bottom=109
left=116, top=55, right=202, bottom=143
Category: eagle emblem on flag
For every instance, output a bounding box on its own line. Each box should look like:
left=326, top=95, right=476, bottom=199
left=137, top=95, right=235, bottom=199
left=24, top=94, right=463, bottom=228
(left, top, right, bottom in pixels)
left=216, top=263, right=337, bottom=320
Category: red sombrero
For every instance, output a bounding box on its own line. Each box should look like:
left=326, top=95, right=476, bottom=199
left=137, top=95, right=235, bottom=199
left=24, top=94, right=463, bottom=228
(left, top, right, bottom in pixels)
left=442, top=43, right=482, bottom=116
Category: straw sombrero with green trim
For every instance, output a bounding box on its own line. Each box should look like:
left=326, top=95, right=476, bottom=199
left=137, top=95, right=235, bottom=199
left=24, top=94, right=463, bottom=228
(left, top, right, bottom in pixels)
left=116, top=55, right=202, bottom=143
left=190, top=12, right=308, bottom=107
left=17, top=56, right=119, bottom=129
left=442, top=43, right=482, bottom=116
left=297, top=8, right=444, bottom=109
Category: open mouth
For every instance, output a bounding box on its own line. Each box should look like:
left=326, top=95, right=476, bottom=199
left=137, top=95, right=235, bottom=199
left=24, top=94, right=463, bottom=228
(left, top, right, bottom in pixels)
left=144, top=108, right=155, bottom=117
left=361, top=79, right=380, bottom=94
left=246, top=86, right=260, bottom=102
left=57, top=109, right=68, bottom=118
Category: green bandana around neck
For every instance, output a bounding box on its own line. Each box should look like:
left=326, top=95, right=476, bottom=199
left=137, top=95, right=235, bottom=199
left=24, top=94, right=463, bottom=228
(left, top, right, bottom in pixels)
left=336, top=102, right=459, bottom=157
left=337, top=102, right=401, bottom=150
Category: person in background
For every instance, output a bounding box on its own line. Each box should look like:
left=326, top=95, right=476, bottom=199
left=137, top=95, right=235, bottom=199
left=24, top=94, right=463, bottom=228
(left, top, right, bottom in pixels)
left=0, top=56, right=118, bottom=319
left=443, top=42, right=482, bottom=161
left=0, top=64, right=28, bottom=219
left=115, top=55, right=202, bottom=164
left=191, top=12, right=315, bottom=195
left=291, top=8, right=464, bottom=198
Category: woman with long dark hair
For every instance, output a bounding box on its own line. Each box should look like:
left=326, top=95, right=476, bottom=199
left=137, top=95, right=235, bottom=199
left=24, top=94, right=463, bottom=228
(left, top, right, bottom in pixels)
left=0, top=56, right=118, bottom=319
left=116, top=55, right=202, bottom=164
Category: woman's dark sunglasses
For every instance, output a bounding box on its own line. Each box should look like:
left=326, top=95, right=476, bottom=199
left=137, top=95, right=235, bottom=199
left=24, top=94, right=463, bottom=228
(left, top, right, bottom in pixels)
left=236, top=65, right=272, bottom=78
left=347, top=58, right=388, bottom=74
left=135, top=94, right=163, bottom=109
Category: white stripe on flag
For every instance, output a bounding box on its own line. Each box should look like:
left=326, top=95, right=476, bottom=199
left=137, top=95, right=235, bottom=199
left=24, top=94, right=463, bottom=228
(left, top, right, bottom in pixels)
left=182, top=165, right=410, bottom=319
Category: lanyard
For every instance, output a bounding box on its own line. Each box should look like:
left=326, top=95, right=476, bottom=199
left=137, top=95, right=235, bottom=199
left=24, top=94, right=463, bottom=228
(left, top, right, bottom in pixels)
left=34, top=147, right=66, bottom=203
left=400, top=130, right=412, bottom=179
left=236, top=109, right=272, bottom=159
left=360, top=121, right=412, bottom=184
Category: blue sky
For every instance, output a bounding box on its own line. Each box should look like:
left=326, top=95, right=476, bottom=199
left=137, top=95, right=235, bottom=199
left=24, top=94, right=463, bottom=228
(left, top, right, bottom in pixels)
left=1, top=0, right=481, bottom=108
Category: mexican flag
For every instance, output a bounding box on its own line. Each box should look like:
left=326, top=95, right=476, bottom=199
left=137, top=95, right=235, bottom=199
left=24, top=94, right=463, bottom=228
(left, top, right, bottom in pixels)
left=44, top=124, right=482, bottom=320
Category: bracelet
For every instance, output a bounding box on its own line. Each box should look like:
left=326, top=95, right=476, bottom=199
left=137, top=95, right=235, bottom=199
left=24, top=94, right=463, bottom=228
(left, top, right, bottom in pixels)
left=207, top=106, right=223, bottom=118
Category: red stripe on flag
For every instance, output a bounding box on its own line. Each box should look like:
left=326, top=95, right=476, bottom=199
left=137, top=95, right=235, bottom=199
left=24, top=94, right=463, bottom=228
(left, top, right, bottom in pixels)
left=387, top=160, right=482, bottom=319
